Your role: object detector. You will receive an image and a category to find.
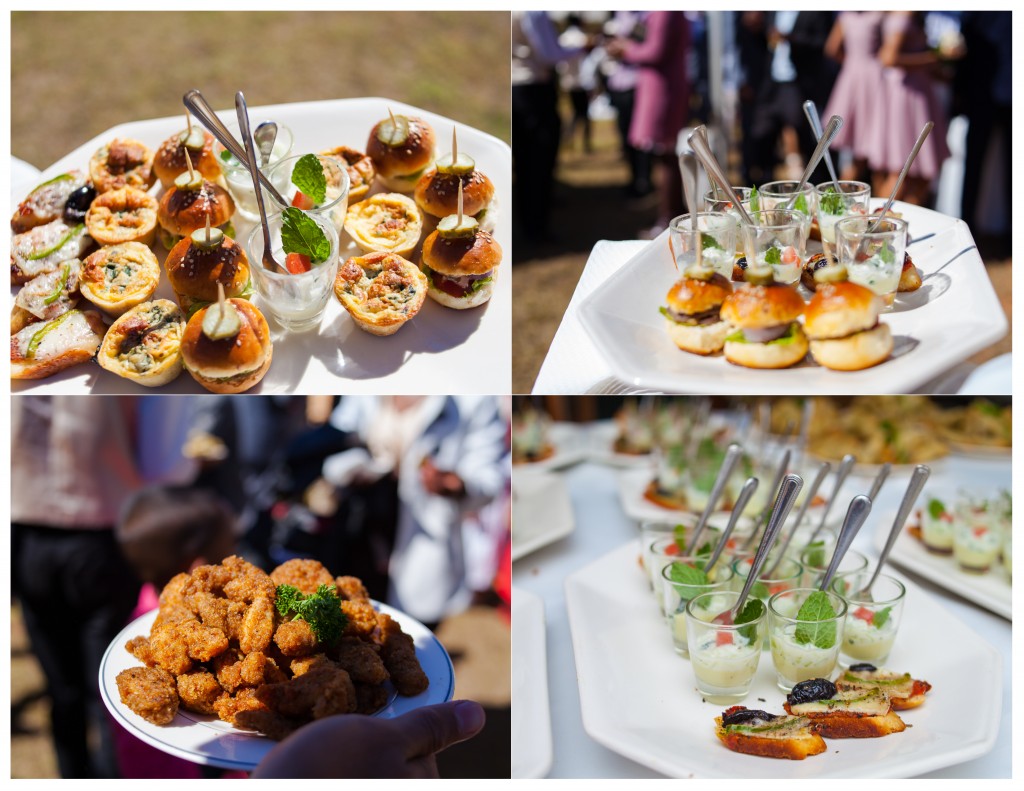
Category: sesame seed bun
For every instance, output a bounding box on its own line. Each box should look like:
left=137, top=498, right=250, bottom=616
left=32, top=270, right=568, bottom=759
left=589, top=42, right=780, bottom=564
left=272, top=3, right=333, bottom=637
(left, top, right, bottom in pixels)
left=366, top=116, right=436, bottom=190
left=165, top=236, right=250, bottom=312
left=666, top=319, right=732, bottom=355
left=421, top=229, right=502, bottom=277
left=180, top=299, right=272, bottom=393
left=724, top=324, right=809, bottom=369
left=804, top=281, right=883, bottom=340
left=414, top=169, right=495, bottom=219
left=157, top=182, right=235, bottom=238
left=809, top=323, right=892, bottom=371
left=720, top=284, right=805, bottom=329
left=665, top=273, right=732, bottom=314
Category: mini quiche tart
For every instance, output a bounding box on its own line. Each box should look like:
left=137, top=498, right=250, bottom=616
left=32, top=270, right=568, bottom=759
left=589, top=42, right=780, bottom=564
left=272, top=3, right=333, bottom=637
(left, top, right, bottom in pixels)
left=334, top=251, right=428, bottom=336
left=320, top=145, right=376, bottom=202
left=11, top=309, right=106, bottom=380
left=89, top=137, right=156, bottom=193
left=98, top=299, right=185, bottom=387
left=86, top=187, right=159, bottom=246
left=344, top=192, right=423, bottom=256
left=80, top=242, right=161, bottom=315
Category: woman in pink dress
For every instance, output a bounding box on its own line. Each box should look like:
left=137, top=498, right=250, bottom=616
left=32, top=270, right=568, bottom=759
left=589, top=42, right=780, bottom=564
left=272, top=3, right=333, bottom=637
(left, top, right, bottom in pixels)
left=823, top=12, right=887, bottom=182
left=608, top=11, right=690, bottom=237
left=872, top=11, right=952, bottom=205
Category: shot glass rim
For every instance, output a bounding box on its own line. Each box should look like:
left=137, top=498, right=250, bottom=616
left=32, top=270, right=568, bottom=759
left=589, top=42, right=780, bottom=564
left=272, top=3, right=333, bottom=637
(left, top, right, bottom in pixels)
left=660, top=556, right=735, bottom=589
left=267, top=152, right=351, bottom=212
left=767, top=586, right=849, bottom=622
left=744, top=208, right=810, bottom=231
left=799, top=546, right=870, bottom=575
left=834, top=214, right=908, bottom=238
left=213, top=121, right=295, bottom=172
left=813, top=179, right=870, bottom=196
left=704, top=186, right=754, bottom=202
left=669, top=211, right=739, bottom=234
left=246, top=209, right=339, bottom=284
left=732, top=555, right=804, bottom=584
left=685, top=588, right=766, bottom=628
left=830, top=571, right=907, bottom=608
left=758, top=180, right=816, bottom=198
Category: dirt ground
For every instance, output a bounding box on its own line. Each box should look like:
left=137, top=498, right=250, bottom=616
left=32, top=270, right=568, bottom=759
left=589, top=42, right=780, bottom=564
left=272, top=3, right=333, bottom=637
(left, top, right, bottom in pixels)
left=513, top=117, right=1012, bottom=394
left=10, top=600, right=510, bottom=779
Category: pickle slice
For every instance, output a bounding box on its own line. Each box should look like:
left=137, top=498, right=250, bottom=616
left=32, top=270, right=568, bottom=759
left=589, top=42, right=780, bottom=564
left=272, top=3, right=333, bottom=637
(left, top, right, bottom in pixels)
left=684, top=263, right=715, bottom=282
left=201, top=300, right=241, bottom=340
left=435, top=153, right=476, bottom=176
left=190, top=226, right=225, bottom=249
left=377, top=116, right=410, bottom=147
left=814, top=262, right=848, bottom=284
left=175, top=171, right=204, bottom=191
left=179, top=127, right=207, bottom=151
left=745, top=265, right=775, bottom=286
left=27, top=310, right=78, bottom=358
left=437, top=214, right=479, bottom=239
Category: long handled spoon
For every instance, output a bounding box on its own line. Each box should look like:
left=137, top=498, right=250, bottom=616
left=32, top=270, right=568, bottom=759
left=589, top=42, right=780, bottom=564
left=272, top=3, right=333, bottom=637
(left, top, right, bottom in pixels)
left=741, top=448, right=791, bottom=550
left=235, top=92, right=287, bottom=275
left=254, top=121, right=278, bottom=169
left=802, top=100, right=841, bottom=191
left=867, top=463, right=891, bottom=502
left=715, top=474, right=803, bottom=624
left=767, top=460, right=831, bottom=576
left=818, top=494, right=873, bottom=592
left=686, top=443, right=743, bottom=555
left=867, top=122, right=934, bottom=233
left=857, top=465, right=930, bottom=599
left=806, top=453, right=856, bottom=546
left=704, top=477, right=759, bottom=576
left=689, top=127, right=755, bottom=228
left=677, top=153, right=703, bottom=269
left=783, top=114, right=843, bottom=211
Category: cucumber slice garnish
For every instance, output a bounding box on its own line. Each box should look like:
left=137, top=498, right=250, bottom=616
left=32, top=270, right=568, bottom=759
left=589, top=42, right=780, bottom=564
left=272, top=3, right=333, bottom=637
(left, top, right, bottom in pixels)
left=437, top=214, right=479, bottom=239
left=814, top=262, right=848, bottom=284
left=745, top=265, right=774, bottom=286
left=435, top=153, right=476, bottom=176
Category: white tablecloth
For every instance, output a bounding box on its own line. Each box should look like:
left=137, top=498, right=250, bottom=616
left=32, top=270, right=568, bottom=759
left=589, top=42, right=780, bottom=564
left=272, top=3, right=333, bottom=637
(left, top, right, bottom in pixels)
left=511, top=438, right=1012, bottom=779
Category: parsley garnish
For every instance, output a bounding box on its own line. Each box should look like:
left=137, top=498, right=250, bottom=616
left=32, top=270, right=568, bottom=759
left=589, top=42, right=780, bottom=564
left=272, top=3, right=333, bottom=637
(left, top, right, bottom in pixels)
left=291, top=153, right=327, bottom=205
left=819, top=187, right=844, bottom=215
left=793, top=590, right=838, bottom=649
left=281, top=207, right=331, bottom=264
left=274, top=583, right=347, bottom=645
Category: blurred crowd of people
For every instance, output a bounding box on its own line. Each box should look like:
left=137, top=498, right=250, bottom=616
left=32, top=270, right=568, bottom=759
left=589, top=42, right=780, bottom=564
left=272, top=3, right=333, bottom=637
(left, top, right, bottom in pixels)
left=11, top=395, right=511, bottom=778
left=513, top=10, right=1010, bottom=243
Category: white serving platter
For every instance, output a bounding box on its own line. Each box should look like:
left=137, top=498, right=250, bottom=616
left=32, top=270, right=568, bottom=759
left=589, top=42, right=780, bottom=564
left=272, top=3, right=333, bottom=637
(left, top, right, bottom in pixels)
left=512, top=422, right=588, bottom=474
left=511, top=471, right=576, bottom=561
left=511, top=587, right=554, bottom=779
left=11, top=97, right=510, bottom=394
left=565, top=541, right=1001, bottom=778
left=99, top=601, right=455, bottom=770
left=577, top=201, right=1007, bottom=394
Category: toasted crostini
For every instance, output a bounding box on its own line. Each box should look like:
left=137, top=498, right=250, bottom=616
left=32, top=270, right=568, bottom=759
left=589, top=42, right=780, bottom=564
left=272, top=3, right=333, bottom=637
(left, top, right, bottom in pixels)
left=783, top=680, right=906, bottom=738
left=714, top=707, right=827, bottom=760
left=835, top=664, right=932, bottom=710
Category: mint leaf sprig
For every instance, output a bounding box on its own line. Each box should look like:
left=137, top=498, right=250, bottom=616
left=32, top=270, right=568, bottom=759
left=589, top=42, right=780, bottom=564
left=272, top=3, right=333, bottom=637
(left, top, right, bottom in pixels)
left=793, top=590, right=838, bottom=649
left=281, top=206, right=331, bottom=264
left=291, top=153, right=328, bottom=205
left=734, top=598, right=765, bottom=643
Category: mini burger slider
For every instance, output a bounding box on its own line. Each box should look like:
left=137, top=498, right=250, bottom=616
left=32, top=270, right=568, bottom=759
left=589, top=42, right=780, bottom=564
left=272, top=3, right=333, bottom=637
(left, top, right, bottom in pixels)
left=720, top=266, right=808, bottom=369
left=367, top=112, right=436, bottom=193
left=156, top=159, right=235, bottom=250
left=165, top=220, right=251, bottom=314
left=153, top=118, right=222, bottom=189
left=804, top=264, right=892, bottom=371
left=420, top=182, right=501, bottom=309
left=660, top=264, right=733, bottom=355
left=415, top=128, right=496, bottom=230
left=180, top=284, right=272, bottom=393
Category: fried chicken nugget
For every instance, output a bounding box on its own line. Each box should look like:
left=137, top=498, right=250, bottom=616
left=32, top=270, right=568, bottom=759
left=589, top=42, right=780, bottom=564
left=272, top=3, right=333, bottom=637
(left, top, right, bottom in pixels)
left=125, top=636, right=155, bottom=666
left=239, top=595, right=275, bottom=654
left=335, top=576, right=371, bottom=603
left=148, top=621, right=194, bottom=675
left=257, top=665, right=357, bottom=720
left=341, top=600, right=380, bottom=640
left=177, top=618, right=229, bottom=662
left=214, top=687, right=267, bottom=727
left=159, top=572, right=192, bottom=609
left=270, top=559, right=335, bottom=594
left=274, top=619, right=319, bottom=657
left=153, top=603, right=194, bottom=629
left=116, top=667, right=179, bottom=725
left=331, top=637, right=389, bottom=684
left=189, top=591, right=229, bottom=633
left=354, top=681, right=390, bottom=714
left=176, top=670, right=225, bottom=715
left=289, top=653, right=334, bottom=677
left=233, top=707, right=302, bottom=740
left=377, top=613, right=429, bottom=696
left=221, top=555, right=277, bottom=603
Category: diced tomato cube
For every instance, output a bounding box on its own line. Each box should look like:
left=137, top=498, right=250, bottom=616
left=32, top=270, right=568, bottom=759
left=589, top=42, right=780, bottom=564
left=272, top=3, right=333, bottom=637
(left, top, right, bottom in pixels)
left=291, top=191, right=315, bottom=210
left=973, top=527, right=988, bottom=538
left=716, top=631, right=733, bottom=647
left=782, top=246, right=798, bottom=264
left=853, top=606, right=875, bottom=623
left=665, top=543, right=680, bottom=556
left=285, top=252, right=312, bottom=274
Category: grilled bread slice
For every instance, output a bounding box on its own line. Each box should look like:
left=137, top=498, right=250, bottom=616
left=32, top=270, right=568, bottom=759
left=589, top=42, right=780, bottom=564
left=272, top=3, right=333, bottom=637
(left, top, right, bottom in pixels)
left=714, top=707, right=827, bottom=760
left=835, top=665, right=932, bottom=710
left=784, top=687, right=906, bottom=738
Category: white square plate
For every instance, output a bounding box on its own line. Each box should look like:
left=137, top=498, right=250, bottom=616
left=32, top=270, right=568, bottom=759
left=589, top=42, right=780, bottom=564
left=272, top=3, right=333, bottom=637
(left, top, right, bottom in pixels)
left=11, top=97, right=510, bottom=395
left=565, top=541, right=1001, bottom=778
left=511, top=471, right=575, bottom=561
left=511, top=587, right=553, bottom=779
left=577, top=202, right=1007, bottom=394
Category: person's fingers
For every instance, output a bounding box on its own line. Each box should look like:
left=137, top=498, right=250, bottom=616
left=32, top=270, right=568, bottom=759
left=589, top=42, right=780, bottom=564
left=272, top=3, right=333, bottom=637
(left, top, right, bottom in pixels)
left=406, top=754, right=441, bottom=779
left=397, top=700, right=486, bottom=759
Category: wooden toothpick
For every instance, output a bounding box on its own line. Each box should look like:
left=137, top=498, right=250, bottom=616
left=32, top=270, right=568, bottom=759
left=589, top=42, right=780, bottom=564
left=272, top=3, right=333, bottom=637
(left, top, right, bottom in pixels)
left=205, top=213, right=212, bottom=245
left=452, top=127, right=458, bottom=163
left=388, top=107, right=399, bottom=145
left=185, top=111, right=192, bottom=135
left=185, top=142, right=196, bottom=181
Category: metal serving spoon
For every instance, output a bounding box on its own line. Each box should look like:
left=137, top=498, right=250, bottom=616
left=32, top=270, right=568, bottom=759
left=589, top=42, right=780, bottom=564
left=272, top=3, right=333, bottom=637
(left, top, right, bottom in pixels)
left=818, top=493, right=872, bottom=592
left=689, top=126, right=755, bottom=227
left=686, top=443, right=743, bottom=555
left=782, top=114, right=843, bottom=211
left=868, top=122, right=934, bottom=233
left=235, top=92, right=287, bottom=275
left=741, top=448, right=791, bottom=550
left=806, top=453, right=856, bottom=546
left=767, top=460, right=831, bottom=577
left=704, top=477, right=759, bottom=577
left=803, top=100, right=841, bottom=191
left=255, top=121, right=278, bottom=169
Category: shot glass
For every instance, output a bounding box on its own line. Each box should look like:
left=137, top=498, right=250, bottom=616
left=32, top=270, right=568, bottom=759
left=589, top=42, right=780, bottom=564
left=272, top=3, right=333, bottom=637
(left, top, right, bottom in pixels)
left=742, top=209, right=810, bottom=285
left=814, top=180, right=870, bottom=246
left=639, top=522, right=688, bottom=590
left=647, top=530, right=723, bottom=610
left=214, top=121, right=294, bottom=222
left=952, top=499, right=1001, bottom=572
left=247, top=211, right=340, bottom=332
left=686, top=589, right=766, bottom=704
left=661, top=558, right=735, bottom=656
left=799, top=546, right=868, bottom=589
left=759, top=180, right=817, bottom=218
left=830, top=572, right=905, bottom=667
left=668, top=212, right=738, bottom=280
left=731, top=556, right=803, bottom=647
left=920, top=495, right=955, bottom=554
left=768, top=587, right=847, bottom=692
left=267, top=153, right=350, bottom=235
left=704, top=186, right=755, bottom=255
left=835, top=215, right=908, bottom=307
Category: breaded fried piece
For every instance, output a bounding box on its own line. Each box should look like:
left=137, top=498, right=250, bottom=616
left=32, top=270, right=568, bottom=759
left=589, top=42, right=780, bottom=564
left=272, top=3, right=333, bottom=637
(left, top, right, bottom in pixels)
left=148, top=621, right=194, bottom=675
left=177, top=670, right=225, bottom=715
left=185, top=563, right=234, bottom=597
left=213, top=649, right=286, bottom=691
left=222, top=555, right=277, bottom=603
left=233, top=707, right=302, bottom=740
left=331, top=637, right=389, bottom=684
left=125, top=635, right=155, bottom=666
left=289, top=653, right=334, bottom=677
left=354, top=681, right=390, bottom=715
left=212, top=648, right=245, bottom=692
left=116, top=667, right=179, bottom=725
left=177, top=618, right=229, bottom=662
left=271, top=559, right=335, bottom=594
left=159, top=572, right=192, bottom=609
left=274, top=619, right=319, bottom=657
left=190, top=591, right=229, bottom=633
left=341, top=600, right=380, bottom=640
left=239, top=595, right=275, bottom=654
left=214, top=687, right=268, bottom=727
left=225, top=600, right=247, bottom=641
left=153, top=603, right=194, bottom=629
left=257, top=665, right=357, bottom=720
left=335, top=576, right=371, bottom=603
left=377, top=613, right=429, bottom=696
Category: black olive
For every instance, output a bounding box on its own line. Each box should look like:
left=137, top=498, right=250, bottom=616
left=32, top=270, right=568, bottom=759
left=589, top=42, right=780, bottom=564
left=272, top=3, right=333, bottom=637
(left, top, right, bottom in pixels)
left=736, top=257, right=748, bottom=270
left=848, top=663, right=877, bottom=673
left=63, top=184, right=97, bottom=223
left=786, top=678, right=837, bottom=705
left=721, top=708, right=779, bottom=727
